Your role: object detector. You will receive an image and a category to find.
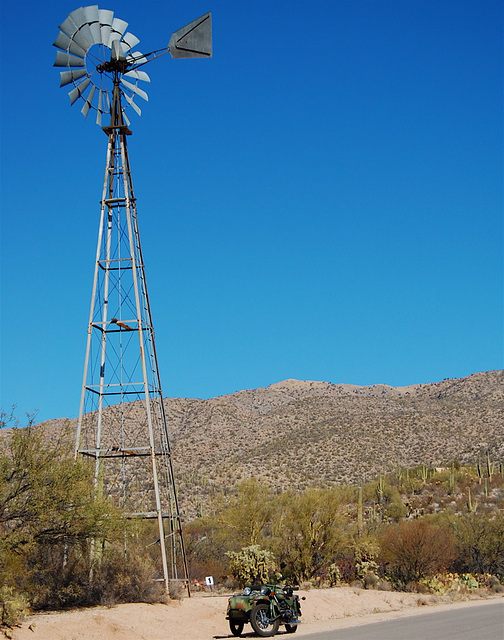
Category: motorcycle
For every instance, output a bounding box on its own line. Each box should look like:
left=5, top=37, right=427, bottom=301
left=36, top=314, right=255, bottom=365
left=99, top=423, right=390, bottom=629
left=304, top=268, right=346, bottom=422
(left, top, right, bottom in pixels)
left=226, top=583, right=304, bottom=637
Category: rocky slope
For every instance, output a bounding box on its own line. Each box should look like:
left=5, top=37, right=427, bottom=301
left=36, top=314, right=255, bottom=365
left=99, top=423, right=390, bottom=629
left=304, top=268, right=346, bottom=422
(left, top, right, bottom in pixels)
left=7, top=370, right=502, bottom=518
left=164, top=370, right=503, bottom=514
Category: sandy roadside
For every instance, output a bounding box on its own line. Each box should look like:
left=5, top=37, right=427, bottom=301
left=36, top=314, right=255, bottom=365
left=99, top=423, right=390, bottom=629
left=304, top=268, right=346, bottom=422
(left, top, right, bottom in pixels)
left=10, top=587, right=503, bottom=640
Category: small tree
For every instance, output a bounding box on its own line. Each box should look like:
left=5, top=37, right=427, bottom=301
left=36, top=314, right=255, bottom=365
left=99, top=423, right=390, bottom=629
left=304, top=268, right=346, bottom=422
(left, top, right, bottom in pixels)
left=271, top=487, right=349, bottom=582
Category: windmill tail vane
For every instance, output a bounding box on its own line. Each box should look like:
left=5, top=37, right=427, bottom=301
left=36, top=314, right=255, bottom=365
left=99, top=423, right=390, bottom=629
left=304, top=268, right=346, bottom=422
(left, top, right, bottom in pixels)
left=54, top=6, right=212, bottom=597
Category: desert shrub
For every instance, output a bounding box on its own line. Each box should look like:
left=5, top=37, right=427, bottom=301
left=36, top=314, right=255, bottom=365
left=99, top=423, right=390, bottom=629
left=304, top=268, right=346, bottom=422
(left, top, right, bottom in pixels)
left=350, top=535, right=380, bottom=579
left=22, top=542, right=90, bottom=610
left=365, top=479, right=407, bottom=522
left=380, top=518, right=456, bottom=584
left=93, top=545, right=166, bottom=605
left=417, top=572, right=481, bottom=595
left=334, top=555, right=357, bottom=582
left=184, top=518, right=229, bottom=581
left=363, top=572, right=379, bottom=589
left=226, top=545, right=277, bottom=587
left=459, top=573, right=479, bottom=590
left=168, top=580, right=184, bottom=600
left=327, top=563, right=341, bottom=586
left=0, top=586, right=29, bottom=628
left=453, top=513, right=504, bottom=576
left=489, top=576, right=504, bottom=593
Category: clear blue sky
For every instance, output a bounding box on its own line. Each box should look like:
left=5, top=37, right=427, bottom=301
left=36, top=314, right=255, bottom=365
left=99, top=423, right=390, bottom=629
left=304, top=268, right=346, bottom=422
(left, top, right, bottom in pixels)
left=1, top=0, right=502, bottom=424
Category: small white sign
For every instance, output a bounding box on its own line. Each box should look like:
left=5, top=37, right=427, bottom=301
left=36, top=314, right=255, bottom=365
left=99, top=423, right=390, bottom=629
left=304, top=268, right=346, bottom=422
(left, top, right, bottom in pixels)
left=205, top=576, right=214, bottom=586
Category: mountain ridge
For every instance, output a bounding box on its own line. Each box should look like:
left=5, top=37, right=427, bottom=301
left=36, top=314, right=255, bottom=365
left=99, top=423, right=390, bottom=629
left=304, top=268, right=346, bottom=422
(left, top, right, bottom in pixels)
left=163, top=370, right=503, bottom=515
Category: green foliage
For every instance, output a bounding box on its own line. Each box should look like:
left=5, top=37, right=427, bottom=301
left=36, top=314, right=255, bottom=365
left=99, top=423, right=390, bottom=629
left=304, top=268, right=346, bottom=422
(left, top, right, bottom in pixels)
left=271, top=487, right=349, bottom=582
left=2, top=413, right=503, bottom=613
left=225, top=545, right=277, bottom=587
left=217, top=478, right=274, bottom=548
left=0, top=586, right=29, bottom=628
left=327, top=563, right=341, bottom=586
left=363, top=478, right=406, bottom=523
left=454, top=513, right=504, bottom=576
left=183, top=462, right=504, bottom=592
left=349, top=535, right=380, bottom=581
left=0, top=424, right=120, bottom=552
left=0, top=426, right=153, bottom=617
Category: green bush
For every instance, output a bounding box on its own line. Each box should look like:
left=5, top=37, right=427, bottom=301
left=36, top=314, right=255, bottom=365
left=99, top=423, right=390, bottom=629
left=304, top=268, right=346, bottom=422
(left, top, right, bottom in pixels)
left=454, top=513, right=504, bottom=575
left=0, top=586, right=29, bottom=628
left=327, top=563, right=341, bottom=586
left=225, top=545, right=277, bottom=587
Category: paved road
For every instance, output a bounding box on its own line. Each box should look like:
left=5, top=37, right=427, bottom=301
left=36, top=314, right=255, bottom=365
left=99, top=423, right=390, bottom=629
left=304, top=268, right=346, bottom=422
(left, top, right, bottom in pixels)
left=300, top=602, right=503, bottom=640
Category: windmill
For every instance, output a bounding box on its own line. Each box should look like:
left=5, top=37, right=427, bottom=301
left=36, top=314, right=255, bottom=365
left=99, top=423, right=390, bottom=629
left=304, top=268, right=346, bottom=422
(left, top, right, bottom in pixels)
left=53, top=5, right=212, bottom=596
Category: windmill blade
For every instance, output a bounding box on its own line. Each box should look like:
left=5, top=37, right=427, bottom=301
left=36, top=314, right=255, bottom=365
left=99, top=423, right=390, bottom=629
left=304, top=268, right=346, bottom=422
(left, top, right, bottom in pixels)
left=119, top=42, right=133, bottom=57
left=124, top=93, right=142, bottom=116
left=53, top=31, right=86, bottom=58
left=58, top=15, right=79, bottom=39
left=96, top=88, right=111, bottom=124
left=122, top=109, right=131, bottom=127
left=81, top=85, right=96, bottom=118
left=121, top=78, right=148, bottom=102
left=99, top=9, right=114, bottom=47
left=121, top=32, right=140, bottom=51
left=83, top=5, right=102, bottom=45
left=60, top=9, right=92, bottom=53
left=124, top=69, right=150, bottom=82
left=126, top=50, right=148, bottom=65
left=68, top=7, right=95, bottom=49
left=68, top=7, right=88, bottom=29
left=69, top=77, right=91, bottom=105
left=96, top=88, right=107, bottom=125
left=169, top=12, right=212, bottom=59
left=109, top=17, right=128, bottom=45
left=54, top=51, right=86, bottom=68
left=60, top=69, right=88, bottom=87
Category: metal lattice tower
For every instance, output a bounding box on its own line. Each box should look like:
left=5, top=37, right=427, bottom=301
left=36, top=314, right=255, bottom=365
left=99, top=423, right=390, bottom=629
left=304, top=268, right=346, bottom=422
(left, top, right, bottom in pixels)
left=53, top=6, right=212, bottom=595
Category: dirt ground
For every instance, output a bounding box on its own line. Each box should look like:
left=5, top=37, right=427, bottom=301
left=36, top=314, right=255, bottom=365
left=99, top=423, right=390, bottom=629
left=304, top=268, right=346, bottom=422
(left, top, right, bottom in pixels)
left=10, top=587, right=502, bottom=640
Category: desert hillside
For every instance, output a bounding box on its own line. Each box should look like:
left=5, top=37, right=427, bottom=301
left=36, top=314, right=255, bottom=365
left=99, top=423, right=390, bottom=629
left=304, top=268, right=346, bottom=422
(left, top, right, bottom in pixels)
left=27, top=370, right=503, bottom=518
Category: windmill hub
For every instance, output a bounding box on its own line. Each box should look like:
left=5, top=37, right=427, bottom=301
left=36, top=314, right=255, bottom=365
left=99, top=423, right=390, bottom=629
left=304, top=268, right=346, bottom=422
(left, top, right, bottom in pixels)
left=96, top=58, right=129, bottom=74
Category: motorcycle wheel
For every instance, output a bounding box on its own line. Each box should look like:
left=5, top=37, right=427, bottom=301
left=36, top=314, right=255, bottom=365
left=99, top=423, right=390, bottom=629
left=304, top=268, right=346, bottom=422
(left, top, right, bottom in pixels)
left=250, top=604, right=280, bottom=637
left=285, top=623, right=298, bottom=633
left=229, top=620, right=245, bottom=636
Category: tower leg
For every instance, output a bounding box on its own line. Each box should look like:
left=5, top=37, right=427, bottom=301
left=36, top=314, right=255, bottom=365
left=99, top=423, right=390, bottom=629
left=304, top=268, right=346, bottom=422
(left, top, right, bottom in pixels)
left=76, top=113, right=190, bottom=596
